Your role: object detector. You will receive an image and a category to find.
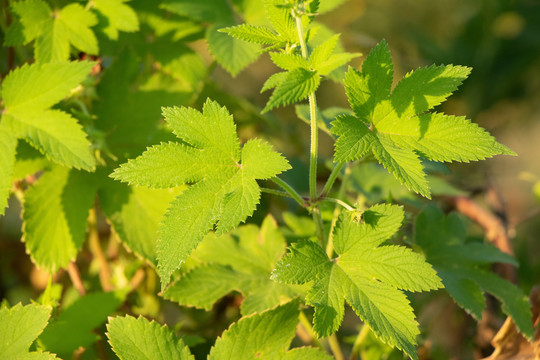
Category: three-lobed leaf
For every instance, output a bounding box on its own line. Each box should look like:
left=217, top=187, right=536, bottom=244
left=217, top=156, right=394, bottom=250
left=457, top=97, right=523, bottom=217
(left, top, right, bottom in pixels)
left=112, top=99, right=290, bottom=287
left=332, top=40, right=514, bottom=198
left=273, top=204, right=442, bottom=359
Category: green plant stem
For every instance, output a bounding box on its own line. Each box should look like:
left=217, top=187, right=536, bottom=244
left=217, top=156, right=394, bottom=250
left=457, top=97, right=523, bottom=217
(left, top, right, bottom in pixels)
left=349, top=324, right=371, bottom=360
left=320, top=162, right=345, bottom=198
left=294, top=7, right=325, bottom=246
left=321, top=197, right=354, bottom=211
left=299, top=311, right=325, bottom=350
left=328, top=334, right=345, bottom=360
left=271, top=177, right=307, bottom=208
left=326, top=164, right=352, bottom=257
left=260, top=187, right=292, bottom=198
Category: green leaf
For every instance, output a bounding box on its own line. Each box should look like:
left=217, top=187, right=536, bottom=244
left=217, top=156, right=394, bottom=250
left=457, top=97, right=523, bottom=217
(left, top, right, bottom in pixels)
left=345, top=40, right=393, bottom=120
left=58, top=4, right=98, bottom=55
left=261, top=71, right=288, bottom=92
left=4, top=110, right=95, bottom=171
left=270, top=52, right=310, bottom=71
left=7, top=1, right=98, bottom=62
left=0, top=123, right=16, bottom=216
left=161, top=0, right=233, bottom=23
left=390, top=64, right=470, bottom=118
left=262, top=68, right=321, bottom=113
left=5, top=0, right=51, bottom=46
left=219, top=24, right=282, bottom=45
left=22, top=167, right=97, bottom=272
left=99, top=179, right=180, bottom=266
left=414, top=205, right=533, bottom=338
left=377, top=112, right=516, bottom=162
left=332, top=40, right=513, bottom=198
left=275, top=204, right=442, bottom=359
left=111, top=142, right=203, bottom=188
left=208, top=299, right=300, bottom=360
left=282, top=347, right=334, bottom=360
left=263, top=0, right=296, bottom=43
left=0, top=303, right=52, bottom=360
left=1, top=61, right=95, bottom=170
left=164, top=218, right=300, bottom=315
left=34, top=17, right=70, bottom=63
left=113, top=100, right=290, bottom=288
left=316, top=52, right=361, bottom=76
left=309, top=34, right=340, bottom=69
left=39, top=292, right=125, bottom=357
left=2, top=61, right=94, bottom=113
left=371, top=135, right=429, bottom=198
left=107, top=316, right=194, bottom=360
left=93, top=0, right=139, bottom=40
left=207, top=24, right=260, bottom=77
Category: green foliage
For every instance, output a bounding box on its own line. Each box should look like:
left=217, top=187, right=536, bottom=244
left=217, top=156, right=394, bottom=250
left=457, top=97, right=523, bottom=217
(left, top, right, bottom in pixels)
left=414, top=206, right=534, bottom=339
left=22, top=166, right=97, bottom=271
left=0, top=303, right=56, bottom=360
left=112, top=99, right=290, bottom=287
left=208, top=299, right=302, bottom=360
left=273, top=204, right=442, bottom=359
left=38, top=291, right=125, bottom=357
left=332, top=40, right=514, bottom=198
left=1, top=61, right=95, bottom=171
left=163, top=216, right=301, bottom=315
left=107, top=315, right=194, bottom=360
left=1, top=1, right=530, bottom=359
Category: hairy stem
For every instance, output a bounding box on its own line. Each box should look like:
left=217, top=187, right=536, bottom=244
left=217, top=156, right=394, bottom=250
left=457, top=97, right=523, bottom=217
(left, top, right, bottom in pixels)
left=294, top=7, right=325, bottom=245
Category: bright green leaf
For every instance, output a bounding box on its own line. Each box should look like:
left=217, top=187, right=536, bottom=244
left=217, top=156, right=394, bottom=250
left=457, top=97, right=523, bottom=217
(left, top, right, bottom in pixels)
left=5, top=0, right=51, bottom=46
left=333, top=41, right=513, bottom=198
left=93, top=0, right=139, bottom=40
left=113, top=100, right=290, bottom=288
left=164, top=218, right=299, bottom=315
left=275, top=204, right=441, bottom=359
left=22, top=167, right=97, bottom=272
left=0, top=303, right=51, bottom=360
left=262, top=68, right=320, bottom=113
left=59, top=4, right=98, bottom=55
left=270, top=52, right=309, bottom=71
left=2, top=61, right=94, bottom=113
left=207, top=24, right=260, bottom=77
left=208, top=299, right=300, bottom=360
left=219, top=24, right=282, bottom=45
left=107, top=316, right=194, bottom=360
left=0, top=123, right=16, bottom=216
